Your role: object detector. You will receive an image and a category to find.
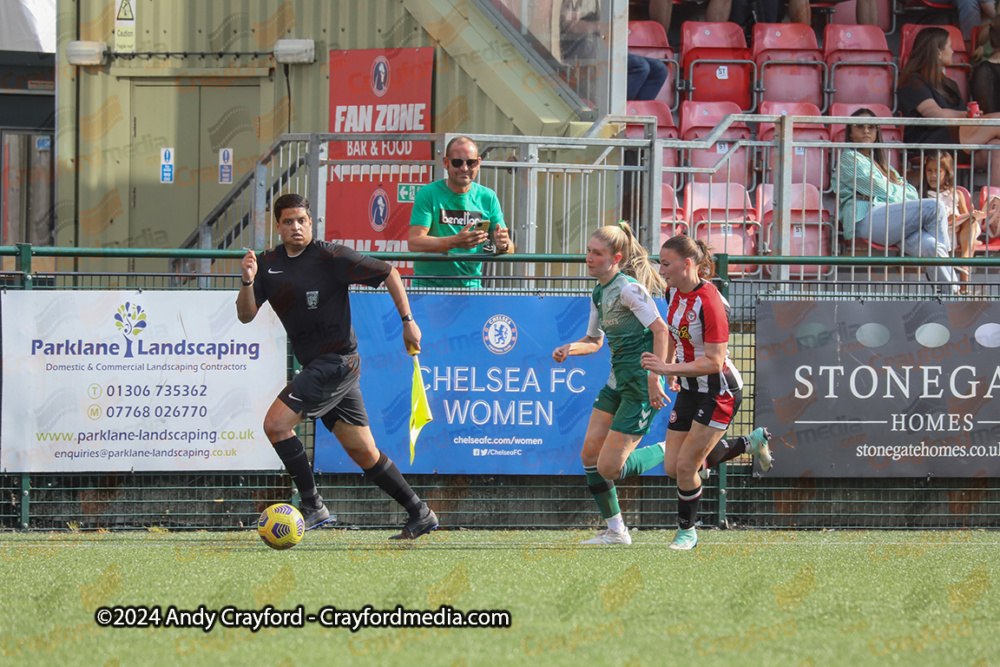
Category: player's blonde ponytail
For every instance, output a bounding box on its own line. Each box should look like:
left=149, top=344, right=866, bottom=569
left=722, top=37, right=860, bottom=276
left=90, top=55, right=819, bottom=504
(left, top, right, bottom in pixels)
left=591, top=222, right=666, bottom=296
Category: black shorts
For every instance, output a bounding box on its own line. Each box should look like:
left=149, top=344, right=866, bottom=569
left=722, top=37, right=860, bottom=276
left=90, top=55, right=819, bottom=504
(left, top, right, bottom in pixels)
left=667, top=388, right=742, bottom=432
left=278, top=353, right=369, bottom=430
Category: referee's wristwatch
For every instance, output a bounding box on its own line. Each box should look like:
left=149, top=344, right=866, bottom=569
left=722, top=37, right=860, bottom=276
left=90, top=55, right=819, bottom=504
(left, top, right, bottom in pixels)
left=401, top=314, right=414, bottom=323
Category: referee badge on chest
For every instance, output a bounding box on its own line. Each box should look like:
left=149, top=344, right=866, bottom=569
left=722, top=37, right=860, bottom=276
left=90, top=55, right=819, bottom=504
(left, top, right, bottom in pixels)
left=306, top=291, right=319, bottom=309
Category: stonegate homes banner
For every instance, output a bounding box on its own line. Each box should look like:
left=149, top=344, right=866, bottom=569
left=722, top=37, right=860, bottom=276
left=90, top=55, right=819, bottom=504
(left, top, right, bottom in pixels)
left=1, top=291, right=286, bottom=472
left=314, top=294, right=678, bottom=475
left=755, top=300, right=1000, bottom=477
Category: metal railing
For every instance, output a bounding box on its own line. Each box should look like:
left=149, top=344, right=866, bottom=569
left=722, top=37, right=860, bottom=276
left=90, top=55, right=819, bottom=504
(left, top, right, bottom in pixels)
left=4, top=246, right=1000, bottom=531
left=176, top=112, right=1000, bottom=291
left=175, top=129, right=660, bottom=289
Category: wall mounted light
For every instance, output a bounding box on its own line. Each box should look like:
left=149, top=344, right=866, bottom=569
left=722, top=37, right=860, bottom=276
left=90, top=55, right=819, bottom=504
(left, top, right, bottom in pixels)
left=273, top=39, right=315, bottom=64
left=65, top=41, right=107, bottom=66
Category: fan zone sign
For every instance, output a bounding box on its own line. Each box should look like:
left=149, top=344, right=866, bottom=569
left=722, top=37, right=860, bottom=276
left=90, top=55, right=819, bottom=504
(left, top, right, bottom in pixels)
left=326, top=48, right=434, bottom=272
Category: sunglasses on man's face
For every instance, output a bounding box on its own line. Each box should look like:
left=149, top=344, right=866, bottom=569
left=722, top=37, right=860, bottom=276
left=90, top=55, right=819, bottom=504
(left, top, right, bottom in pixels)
left=449, top=158, right=480, bottom=168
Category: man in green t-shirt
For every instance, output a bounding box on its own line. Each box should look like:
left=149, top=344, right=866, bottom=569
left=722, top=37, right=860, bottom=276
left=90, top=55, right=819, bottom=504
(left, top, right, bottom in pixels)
left=408, top=137, right=514, bottom=288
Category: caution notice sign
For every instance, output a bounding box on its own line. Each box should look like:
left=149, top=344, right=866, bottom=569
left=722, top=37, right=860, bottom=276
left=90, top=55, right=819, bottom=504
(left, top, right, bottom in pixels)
left=115, top=0, right=135, bottom=53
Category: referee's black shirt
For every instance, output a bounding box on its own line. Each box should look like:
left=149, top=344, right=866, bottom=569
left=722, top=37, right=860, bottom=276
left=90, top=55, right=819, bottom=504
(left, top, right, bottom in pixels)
left=253, top=240, right=392, bottom=365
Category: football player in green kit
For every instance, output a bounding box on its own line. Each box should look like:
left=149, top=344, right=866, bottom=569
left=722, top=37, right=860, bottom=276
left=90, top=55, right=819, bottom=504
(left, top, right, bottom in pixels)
left=552, top=222, right=671, bottom=545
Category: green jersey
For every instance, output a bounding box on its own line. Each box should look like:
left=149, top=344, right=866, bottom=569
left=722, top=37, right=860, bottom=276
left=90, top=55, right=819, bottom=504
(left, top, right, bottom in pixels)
left=589, top=273, right=660, bottom=389
left=409, top=179, right=506, bottom=288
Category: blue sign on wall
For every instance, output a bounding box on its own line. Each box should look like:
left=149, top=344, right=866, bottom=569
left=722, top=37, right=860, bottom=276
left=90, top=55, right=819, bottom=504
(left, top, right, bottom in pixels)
left=313, top=294, right=678, bottom=475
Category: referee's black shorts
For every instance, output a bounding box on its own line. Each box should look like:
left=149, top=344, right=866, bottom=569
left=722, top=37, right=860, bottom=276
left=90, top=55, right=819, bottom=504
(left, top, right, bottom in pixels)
left=278, top=352, right=369, bottom=430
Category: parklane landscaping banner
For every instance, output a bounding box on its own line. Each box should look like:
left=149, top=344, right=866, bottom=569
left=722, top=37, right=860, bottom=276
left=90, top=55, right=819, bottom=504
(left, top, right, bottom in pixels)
left=1, top=291, right=286, bottom=472
left=755, top=300, right=1000, bottom=477
left=314, top=293, right=678, bottom=475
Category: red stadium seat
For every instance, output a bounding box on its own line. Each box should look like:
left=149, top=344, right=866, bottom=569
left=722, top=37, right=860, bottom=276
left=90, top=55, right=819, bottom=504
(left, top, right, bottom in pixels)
left=757, top=101, right=830, bottom=191
left=680, top=22, right=755, bottom=111
left=679, top=100, right=752, bottom=188
left=752, top=23, right=827, bottom=110
left=823, top=25, right=896, bottom=111
left=660, top=183, right=687, bottom=245
left=624, top=100, right=680, bottom=177
left=683, top=181, right=760, bottom=275
left=628, top=21, right=678, bottom=110
left=755, top=183, right=834, bottom=278
left=899, top=24, right=970, bottom=102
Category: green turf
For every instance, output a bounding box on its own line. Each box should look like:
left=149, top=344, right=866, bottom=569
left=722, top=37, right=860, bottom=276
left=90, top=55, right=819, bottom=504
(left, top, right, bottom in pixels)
left=0, top=528, right=997, bottom=666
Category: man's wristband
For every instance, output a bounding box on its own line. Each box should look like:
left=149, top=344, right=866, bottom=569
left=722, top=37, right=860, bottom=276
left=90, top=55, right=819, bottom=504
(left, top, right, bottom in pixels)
left=242, top=279, right=254, bottom=286
left=401, top=314, right=414, bottom=322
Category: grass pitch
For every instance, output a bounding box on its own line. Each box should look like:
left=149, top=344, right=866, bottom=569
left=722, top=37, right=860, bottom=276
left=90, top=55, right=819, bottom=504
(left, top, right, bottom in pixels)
left=0, top=528, right=997, bottom=666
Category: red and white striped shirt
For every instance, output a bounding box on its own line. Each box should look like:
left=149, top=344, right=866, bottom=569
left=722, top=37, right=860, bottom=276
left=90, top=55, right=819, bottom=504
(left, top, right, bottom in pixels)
left=664, top=280, right=743, bottom=394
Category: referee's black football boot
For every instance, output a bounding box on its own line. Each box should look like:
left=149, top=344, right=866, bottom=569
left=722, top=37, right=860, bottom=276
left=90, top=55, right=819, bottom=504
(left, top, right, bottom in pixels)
left=389, top=504, right=439, bottom=540
left=301, top=497, right=334, bottom=530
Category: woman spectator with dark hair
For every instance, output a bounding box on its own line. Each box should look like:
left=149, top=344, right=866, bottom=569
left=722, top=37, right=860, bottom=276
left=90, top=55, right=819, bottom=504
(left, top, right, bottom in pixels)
left=899, top=27, right=1000, bottom=186
left=897, top=27, right=966, bottom=146
left=837, top=108, right=960, bottom=292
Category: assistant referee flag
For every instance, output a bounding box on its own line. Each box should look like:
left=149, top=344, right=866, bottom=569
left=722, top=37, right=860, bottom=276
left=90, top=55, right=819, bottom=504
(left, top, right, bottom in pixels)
left=410, top=355, right=432, bottom=464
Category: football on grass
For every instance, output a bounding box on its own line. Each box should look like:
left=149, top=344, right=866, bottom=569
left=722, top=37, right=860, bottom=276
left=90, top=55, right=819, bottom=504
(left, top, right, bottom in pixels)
left=257, top=503, right=305, bottom=550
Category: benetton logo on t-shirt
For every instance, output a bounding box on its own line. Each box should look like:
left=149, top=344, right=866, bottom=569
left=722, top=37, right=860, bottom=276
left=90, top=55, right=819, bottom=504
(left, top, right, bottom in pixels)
left=440, top=209, right=484, bottom=226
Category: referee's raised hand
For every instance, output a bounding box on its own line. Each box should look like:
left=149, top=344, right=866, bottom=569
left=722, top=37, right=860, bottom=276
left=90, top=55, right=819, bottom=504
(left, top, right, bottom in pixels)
left=241, top=249, right=257, bottom=284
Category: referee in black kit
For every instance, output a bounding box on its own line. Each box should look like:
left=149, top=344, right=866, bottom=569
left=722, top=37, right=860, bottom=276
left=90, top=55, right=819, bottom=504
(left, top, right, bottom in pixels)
left=236, top=193, right=438, bottom=539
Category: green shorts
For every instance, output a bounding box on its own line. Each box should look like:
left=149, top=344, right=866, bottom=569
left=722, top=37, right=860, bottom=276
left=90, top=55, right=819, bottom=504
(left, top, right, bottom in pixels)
left=593, top=379, right=660, bottom=436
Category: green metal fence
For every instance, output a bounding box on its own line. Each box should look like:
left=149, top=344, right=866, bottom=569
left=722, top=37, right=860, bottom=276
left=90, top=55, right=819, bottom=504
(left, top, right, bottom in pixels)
left=3, top=245, right=999, bottom=531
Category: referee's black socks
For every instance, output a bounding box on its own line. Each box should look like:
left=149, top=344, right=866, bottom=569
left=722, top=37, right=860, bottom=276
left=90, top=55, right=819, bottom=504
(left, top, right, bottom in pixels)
left=273, top=436, right=321, bottom=507
left=364, top=451, right=424, bottom=518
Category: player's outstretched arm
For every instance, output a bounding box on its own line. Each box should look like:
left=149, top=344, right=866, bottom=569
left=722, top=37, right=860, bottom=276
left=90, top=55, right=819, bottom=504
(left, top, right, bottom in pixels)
left=552, top=334, right=604, bottom=362
left=384, top=267, right=422, bottom=354
left=236, top=249, right=259, bottom=323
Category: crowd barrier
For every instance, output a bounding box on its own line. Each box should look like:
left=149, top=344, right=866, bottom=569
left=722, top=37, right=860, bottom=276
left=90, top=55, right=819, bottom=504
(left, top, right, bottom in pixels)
left=2, top=246, right=999, bottom=531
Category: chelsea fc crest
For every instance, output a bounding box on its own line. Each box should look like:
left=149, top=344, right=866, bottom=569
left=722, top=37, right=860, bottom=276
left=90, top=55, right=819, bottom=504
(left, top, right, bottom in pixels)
left=483, top=314, right=517, bottom=354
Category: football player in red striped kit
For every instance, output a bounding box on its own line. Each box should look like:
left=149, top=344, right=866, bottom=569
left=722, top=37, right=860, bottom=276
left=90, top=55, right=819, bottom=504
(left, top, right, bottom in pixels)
left=641, top=234, right=771, bottom=550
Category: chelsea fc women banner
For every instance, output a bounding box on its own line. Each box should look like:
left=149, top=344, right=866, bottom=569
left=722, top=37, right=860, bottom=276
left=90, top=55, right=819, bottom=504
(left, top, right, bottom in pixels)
left=1, top=291, right=285, bottom=472
left=314, top=294, right=675, bottom=475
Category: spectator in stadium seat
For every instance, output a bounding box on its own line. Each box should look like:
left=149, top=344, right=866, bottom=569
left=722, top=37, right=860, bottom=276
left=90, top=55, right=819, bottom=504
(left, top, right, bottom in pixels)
left=408, top=137, right=513, bottom=288
left=898, top=27, right=967, bottom=145
left=955, top=0, right=996, bottom=44
left=836, top=109, right=961, bottom=291
left=899, top=27, right=1000, bottom=187
left=237, top=193, right=438, bottom=539
left=728, top=0, right=878, bottom=30
left=921, top=151, right=981, bottom=289
left=971, top=16, right=1000, bottom=114
left=639, top=234, right=772, bottom=551
left=552, top=222, right=670, bottom=546
left=627, top=54, right=668, bottom=100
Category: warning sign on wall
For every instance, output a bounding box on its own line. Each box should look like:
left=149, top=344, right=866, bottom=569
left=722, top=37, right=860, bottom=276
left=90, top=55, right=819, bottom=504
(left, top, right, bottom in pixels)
left=115, top=0, right=136, bottom=53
